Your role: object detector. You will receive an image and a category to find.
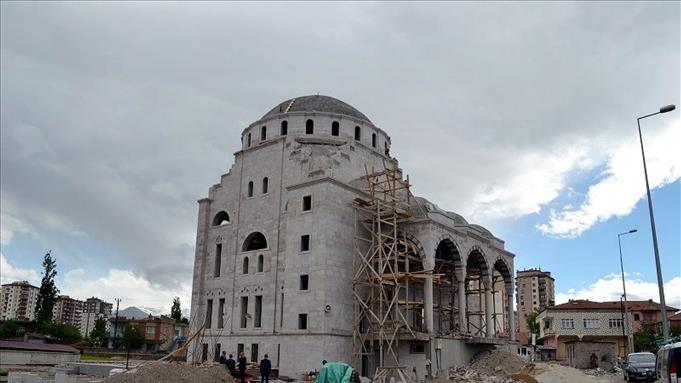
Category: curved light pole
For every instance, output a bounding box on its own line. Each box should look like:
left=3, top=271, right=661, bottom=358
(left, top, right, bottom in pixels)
left=618, top=229, right=637, bottom=354
left=637, top=104, right=676, bottom=342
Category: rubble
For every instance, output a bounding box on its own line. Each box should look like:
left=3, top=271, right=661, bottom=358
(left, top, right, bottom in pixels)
left=442, top=350, right=539, bottom=383
left=469, top=350, right=530, bottom=376
left=102, top=362, right=233, bottom=383
left=582, top=367, right=621, bottom=378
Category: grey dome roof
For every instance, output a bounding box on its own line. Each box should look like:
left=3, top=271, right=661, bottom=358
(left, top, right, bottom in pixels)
left=262, top=95, right=371, bottom=123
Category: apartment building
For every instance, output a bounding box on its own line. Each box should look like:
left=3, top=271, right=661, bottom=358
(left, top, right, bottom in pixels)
left=0, top=281, right=40, bottom=321
left=52, top=295, right=84, bottom=329
left=516, top=268, right=555, bottom=334
left=80, top=297, right=113, bottom=336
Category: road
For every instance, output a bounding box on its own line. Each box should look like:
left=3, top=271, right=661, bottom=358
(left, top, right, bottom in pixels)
left=533, top=362, right=628, bottom=383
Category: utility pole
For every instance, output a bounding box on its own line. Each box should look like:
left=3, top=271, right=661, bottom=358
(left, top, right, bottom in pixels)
left=113, top=298, right=121, bottom=348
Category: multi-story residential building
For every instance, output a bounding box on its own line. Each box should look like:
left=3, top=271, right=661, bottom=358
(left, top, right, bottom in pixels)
left=537, top=299, right=627, bottom=360
left=602, top=299, right=678, bottom=333
left=0, top=281, right=40, bottom=321
left=80, top=297, right=113, bottom=337
left=52, top=295, right=83, bottom=329
left=515, top=268, right=555, bottom=334
left=130, top=315, right=188, bottom=352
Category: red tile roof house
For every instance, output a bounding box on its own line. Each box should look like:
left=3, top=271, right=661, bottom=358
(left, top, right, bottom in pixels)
left=129, top=315, right=188, bottom=353
left=0, top=340, right=80, bottom=365
left=601, top=299, right=679, bottom=333
left=537, top=300, right=630, bottom=362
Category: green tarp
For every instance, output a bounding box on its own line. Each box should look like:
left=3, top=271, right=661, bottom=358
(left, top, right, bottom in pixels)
left=314, top=362, right=353, bottom=383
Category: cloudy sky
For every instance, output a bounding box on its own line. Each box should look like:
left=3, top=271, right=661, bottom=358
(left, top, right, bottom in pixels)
left=1, top=2, right=679, bottom=313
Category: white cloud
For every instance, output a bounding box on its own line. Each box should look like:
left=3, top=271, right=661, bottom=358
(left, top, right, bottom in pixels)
left=471, top=143, right=596, bottom=220
left=0, top=195, right=33, bottom=245
left=59, top=268, right=192, bottom=315
left=537, top=120, right=681, bottom=238
left=556, top=273, right=681, bottom=310
left=0, top=252, right=40, bottom=285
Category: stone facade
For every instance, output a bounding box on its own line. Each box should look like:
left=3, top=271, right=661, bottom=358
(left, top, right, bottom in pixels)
left=189, top=95, right=516, bottom=378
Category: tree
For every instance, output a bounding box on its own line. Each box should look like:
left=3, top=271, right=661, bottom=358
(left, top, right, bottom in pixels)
left=35, top=251, right=59, bottom=324
left=122, top=323, right=145, bottom=368
left=526, top=309, right=540, bottom=337
left=171, top=297, right=182, bottom=323
left=171, top=297, right=189, bottom=324
left=0, top=321, right=18, bottom=338
left=88, top=317, right=108, bottom=347
left=41, top=322, right=82, bottom=344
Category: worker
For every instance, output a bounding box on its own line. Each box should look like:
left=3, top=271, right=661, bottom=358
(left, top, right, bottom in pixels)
left=260, top=354, right=272, bottom=383
left=226, top=353, right=237, bottom=377
left=238, top=352, right=247, bottom=383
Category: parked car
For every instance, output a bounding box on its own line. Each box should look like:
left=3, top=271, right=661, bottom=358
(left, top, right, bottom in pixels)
left=623, top=352, right=656, bottom=381
left=656, top=341, right=681, bottom=383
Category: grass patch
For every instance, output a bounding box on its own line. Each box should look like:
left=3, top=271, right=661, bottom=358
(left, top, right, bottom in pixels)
left=81, top=354, right=123, bottom=361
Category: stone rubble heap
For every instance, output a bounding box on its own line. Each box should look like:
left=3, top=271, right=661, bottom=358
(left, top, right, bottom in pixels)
left=444, top=350, right=539, bottom=383
left=102, top=362, right=233, bottom=383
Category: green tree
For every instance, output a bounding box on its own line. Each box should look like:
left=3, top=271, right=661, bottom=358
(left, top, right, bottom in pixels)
left=35, top=251, right=59, bottom=324
left=0, top=320, right=18, bottom=338
left=171, top=297, right=182, bottom=323
left=122, top=323, right=145, bottom=368
left=88, top=317, right=108, bottom=346
left=526, top=309, right=540, bottom=337
left=634, top=323, right=658, bottom=352
left=170, top=297, right=189, bottom=324
left=42, top=322, right=82, bottom=344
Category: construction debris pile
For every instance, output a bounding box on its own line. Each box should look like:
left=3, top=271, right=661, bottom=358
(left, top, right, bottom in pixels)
left=445, top=350, right=539, bottom=383
left=103, top=362, right=233, bottom=383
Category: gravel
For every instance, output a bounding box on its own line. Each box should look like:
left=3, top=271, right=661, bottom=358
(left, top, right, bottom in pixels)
left=103, top=362, right=233, bottom=383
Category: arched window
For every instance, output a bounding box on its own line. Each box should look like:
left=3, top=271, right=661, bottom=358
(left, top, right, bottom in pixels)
left=306, top=119, right=314, bottom=134
left=354, top=126, right=361, bottom=141
left=281, top=120, right=288, bottom=135
left=242, top=257, right=249, bottom=274
left=212, top=211, right=230, bottom=226
left=247, top=181, right=254, bottom=197
left=247, top=133, right=252, bottom=147
left=257, top=255, right=264, bottom=272
left=261, top=126, right=267, bottom=141
left=372, top=133, right=377, bottom=148
left=331, top=121, right=339, bottom=136
left=242, top=232, right=268, bottom=252
left=262, top=177, right=269, bottom=194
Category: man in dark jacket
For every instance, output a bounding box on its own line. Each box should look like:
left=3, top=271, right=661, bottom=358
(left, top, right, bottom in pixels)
left=260, top=354, right=272, bottom=383
left=238, top=352, right=247, bottom=383
left=219, top=351, right=228, bottom=365
left=226, top=353, right=237, bottom=377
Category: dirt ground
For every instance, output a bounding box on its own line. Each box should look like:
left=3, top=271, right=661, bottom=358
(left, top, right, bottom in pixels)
left=532, top=362, right=626, bottom=383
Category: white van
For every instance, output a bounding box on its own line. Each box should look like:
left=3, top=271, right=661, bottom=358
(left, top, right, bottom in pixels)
left=656, top=341, right=680, bottom=383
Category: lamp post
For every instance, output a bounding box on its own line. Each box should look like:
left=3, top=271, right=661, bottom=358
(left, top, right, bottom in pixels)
left=637, top=104, right=676, bottom=343
left=618, top=229, right=637, bottom=354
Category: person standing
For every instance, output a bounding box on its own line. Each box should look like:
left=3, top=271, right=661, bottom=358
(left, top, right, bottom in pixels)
left=226, top=353, right=237, bottom=377
left=219, top=350, right=228, bottom=365
left=260, top=354, right=272, bottom=383
left=238, top=352, right=247, bottom=383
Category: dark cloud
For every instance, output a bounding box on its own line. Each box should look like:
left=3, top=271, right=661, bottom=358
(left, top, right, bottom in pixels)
left=1, top=2, right=678, bottom=288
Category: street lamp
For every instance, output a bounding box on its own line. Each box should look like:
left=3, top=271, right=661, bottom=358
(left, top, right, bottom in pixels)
left=637, top=104, right=676, bottom=342
left=618, top=229, right=637, bottom=354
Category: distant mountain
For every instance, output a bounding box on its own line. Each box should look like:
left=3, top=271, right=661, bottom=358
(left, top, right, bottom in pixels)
left=118, top=306, right=190, bottom=320
left=119, top=306, right=156, bottom=319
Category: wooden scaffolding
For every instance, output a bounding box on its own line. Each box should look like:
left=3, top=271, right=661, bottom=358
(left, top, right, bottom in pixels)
left=351, top=165, right=429, bottom=381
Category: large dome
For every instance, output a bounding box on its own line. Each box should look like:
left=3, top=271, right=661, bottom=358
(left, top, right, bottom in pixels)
left=262, top=95, right=371, bottom=123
